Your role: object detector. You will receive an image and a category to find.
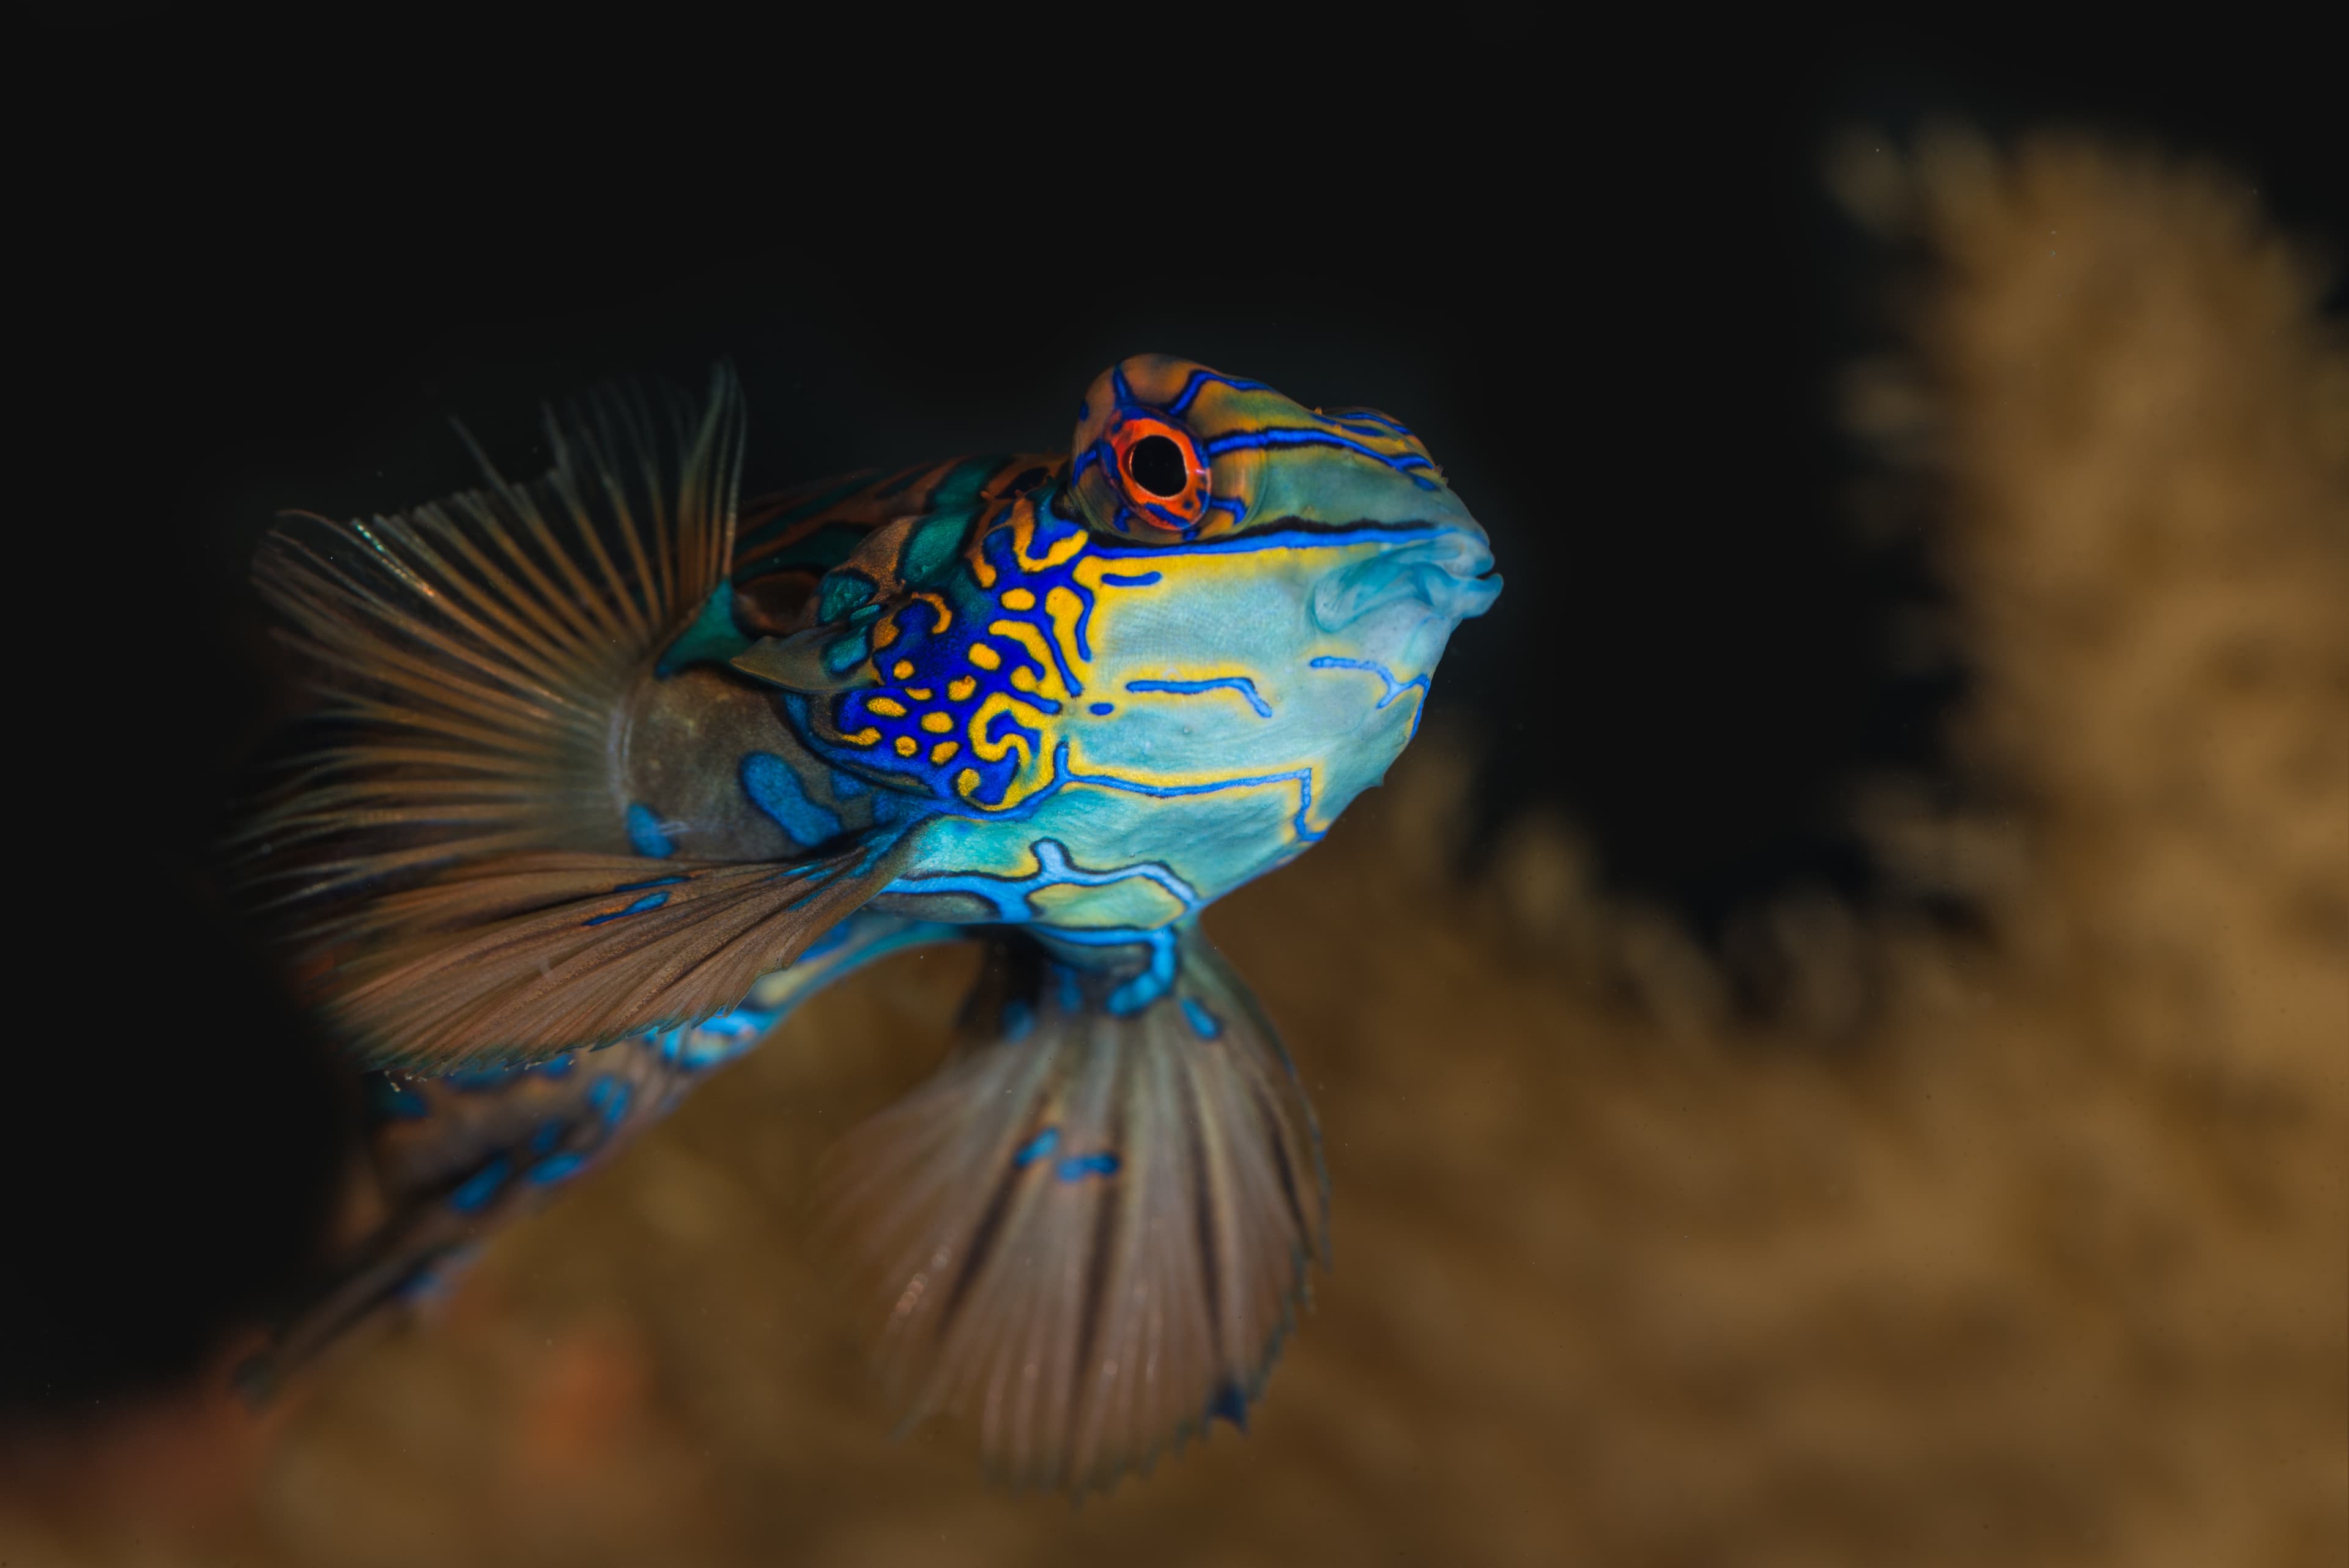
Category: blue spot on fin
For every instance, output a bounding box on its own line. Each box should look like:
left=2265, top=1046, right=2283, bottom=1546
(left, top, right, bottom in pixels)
left=584, top=890, right=669, bottom=926
left=1055, top=1150, right=1120, bottom=1183
left=448, top=1157, right=510, bottom=1214
left=626, top=803, right=675, bottom=858
left=528, top=1151, right=588, bottom=1186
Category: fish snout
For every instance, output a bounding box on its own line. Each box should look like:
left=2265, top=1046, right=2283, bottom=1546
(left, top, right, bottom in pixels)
left=1311, top=522, right=1502, bottom=633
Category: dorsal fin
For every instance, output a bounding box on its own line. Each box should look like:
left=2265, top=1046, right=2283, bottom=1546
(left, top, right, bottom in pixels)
left=231, top=366, right=950, bottom=1069
left=243, top=366, right=746, bottom=906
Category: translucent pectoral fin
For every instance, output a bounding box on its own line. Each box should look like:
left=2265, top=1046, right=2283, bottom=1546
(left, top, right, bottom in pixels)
left=325, top=826, right=929, bottom=1069
left=820, top=927, right=1328, bottom=1495
left=730, top=625, right=882, bottom=694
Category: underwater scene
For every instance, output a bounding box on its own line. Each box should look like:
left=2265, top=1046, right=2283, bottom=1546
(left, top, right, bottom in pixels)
left=8, top=33, right=2342, bottom=1568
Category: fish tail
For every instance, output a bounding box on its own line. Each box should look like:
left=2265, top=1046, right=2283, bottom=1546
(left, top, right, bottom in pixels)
left=818, top=923, right=1329, bottom=1496
left=240, top=365, right=746, bottom=915
left=236, top=911, right=954, bottom=1399
left=233, top=370, right=933, bottom=1070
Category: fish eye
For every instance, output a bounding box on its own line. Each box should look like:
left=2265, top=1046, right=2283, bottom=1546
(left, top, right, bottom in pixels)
left=1106, top=414, right=1209, bottom=533
left=1125, top=435, right=1188, bottom=497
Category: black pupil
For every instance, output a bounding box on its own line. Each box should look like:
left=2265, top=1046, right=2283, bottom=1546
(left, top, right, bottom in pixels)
left=1126, top=435, right=1189, bottom=498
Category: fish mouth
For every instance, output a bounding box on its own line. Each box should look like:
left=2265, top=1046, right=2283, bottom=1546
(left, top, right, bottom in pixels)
left=1310, top=525, right=1502, bottom=633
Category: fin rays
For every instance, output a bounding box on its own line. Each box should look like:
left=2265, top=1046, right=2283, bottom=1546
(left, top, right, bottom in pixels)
left=822, top=931, right=1328, bottom=1495
left=231, top=365, right=930, bottom=1068
left=243, top=366, right=747, bottom=900
left=318, top=838, right=918, bottom=1066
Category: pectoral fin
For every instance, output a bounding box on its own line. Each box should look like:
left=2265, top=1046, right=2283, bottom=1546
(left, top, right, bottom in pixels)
left=730, top=625, right=881, bottom=693
left=729, top=509, right=973, bottom=697
left=322, top=826, right=927, bottom=1070
left=820, top=926, right=1327, bottom=1495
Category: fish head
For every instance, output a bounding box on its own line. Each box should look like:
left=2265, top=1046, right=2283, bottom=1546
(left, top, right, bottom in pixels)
left=1053, top=355, right=1502, bottom=822
left=777, top=355, right=1499, bottom=910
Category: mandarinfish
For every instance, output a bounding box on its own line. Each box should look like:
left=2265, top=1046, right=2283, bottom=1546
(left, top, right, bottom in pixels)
left=239, top=354, right=1501, bottom=1493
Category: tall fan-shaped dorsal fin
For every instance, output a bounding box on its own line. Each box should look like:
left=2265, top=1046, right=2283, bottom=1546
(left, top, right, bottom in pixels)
left=233, top=366, right=935, bottom=1071
left=243, top=365, right=748, bottom=908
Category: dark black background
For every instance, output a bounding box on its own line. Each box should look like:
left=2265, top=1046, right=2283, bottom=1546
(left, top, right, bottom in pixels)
left=10, top=21, right=2334, bottom=1419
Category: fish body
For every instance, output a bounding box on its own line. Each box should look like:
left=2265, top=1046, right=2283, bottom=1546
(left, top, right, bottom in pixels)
left=242, top=355, right=1498, bottom=1490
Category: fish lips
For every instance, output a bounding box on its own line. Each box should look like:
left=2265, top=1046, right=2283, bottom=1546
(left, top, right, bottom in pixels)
left=1310, top=524, right=1502, bottom=634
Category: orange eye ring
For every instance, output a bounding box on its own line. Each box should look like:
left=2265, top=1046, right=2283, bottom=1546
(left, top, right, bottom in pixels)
left=1106, top=414, right=1209, bottom=532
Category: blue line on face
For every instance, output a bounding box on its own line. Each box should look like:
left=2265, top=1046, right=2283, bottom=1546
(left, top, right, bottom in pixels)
left=1198, top=428, right=1439, bottom=487
left=886, top=838, right=1201, bottom=923
left=1123, top=675, right=1274, bottom=718
left=1165, top=367, right=1271, bottom=415
left=1056, top=740, right=1326, bottom=844
left=1323, top=407, right=1420, bottom=441
left=1089, top=522, right=1456, bottom=561
left=1014, top=1126, right=1061, bottom=1169
left=1307, top=655, right=1430, bottom=710
left=1181, top=997, right=1222, bottom=1039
